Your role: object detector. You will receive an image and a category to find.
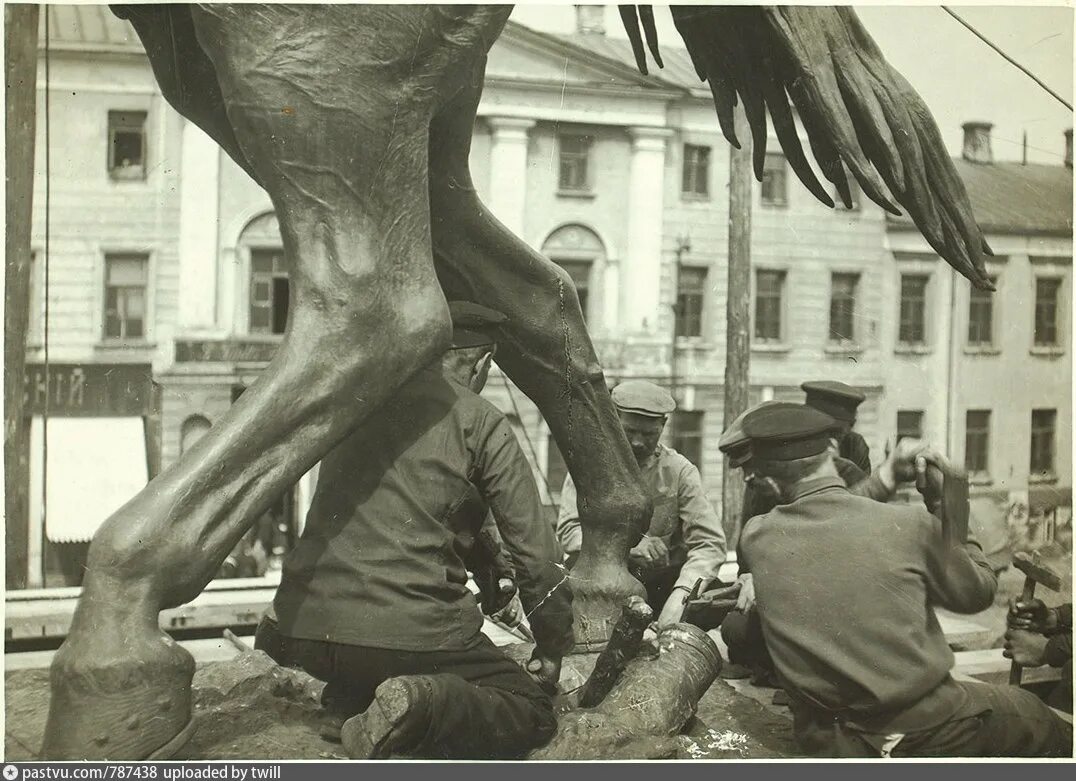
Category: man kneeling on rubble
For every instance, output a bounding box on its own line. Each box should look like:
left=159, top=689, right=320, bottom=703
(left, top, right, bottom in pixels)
left=733, top=403, right=1072, bottom=757
left=256, top=302, right=573, bottom=760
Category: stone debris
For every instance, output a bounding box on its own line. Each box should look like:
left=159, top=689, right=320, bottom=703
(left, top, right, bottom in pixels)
left=678, top=729, right=751, bottom=759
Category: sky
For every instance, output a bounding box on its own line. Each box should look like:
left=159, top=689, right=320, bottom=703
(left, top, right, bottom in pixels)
left=509, top=4, right=1074, bottom=165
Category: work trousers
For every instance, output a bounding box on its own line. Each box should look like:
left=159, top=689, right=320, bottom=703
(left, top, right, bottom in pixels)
left=792, top=680, right=1073, bottom=758
left=254, top=618, right=556, bottom=759
left=721, top=607, right=776, bottom=674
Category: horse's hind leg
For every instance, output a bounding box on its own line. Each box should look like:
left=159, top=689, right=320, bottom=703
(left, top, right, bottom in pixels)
left=429, top=65, right=651, bottom=648
left=42, top=4, right=509, bottom=759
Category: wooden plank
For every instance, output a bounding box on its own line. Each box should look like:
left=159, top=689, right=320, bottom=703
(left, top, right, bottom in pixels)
left=953, top=647, right=1063, bottom=687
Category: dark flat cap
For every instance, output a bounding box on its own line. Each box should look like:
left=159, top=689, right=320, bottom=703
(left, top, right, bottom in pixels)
left=449, top=301, right=507, bottom=349
left=719, top=400, right=783, bottom=468
left=611, top=380, right=675, bottom=417
left=801, top=380, right=865, bottom=424
left=743, top=403, right=838, bottom=462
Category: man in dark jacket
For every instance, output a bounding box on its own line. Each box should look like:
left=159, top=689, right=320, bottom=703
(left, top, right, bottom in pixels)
left=257, top=302, right=573, bottom=759
left=802, top=380, right=872, bottom=474
left=737, top=403, right=1071, bottom=757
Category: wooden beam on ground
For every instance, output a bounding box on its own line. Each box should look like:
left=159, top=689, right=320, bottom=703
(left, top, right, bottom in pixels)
left=722, top=107, right=753, bottom=548
left=4, top=4, right=40, bottom=590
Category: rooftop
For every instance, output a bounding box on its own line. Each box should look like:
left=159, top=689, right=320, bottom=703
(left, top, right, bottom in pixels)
left=887, top=159, right=1073, bottom=237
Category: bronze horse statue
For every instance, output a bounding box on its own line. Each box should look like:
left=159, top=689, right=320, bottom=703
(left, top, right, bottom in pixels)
left=41, top=3, right=992, bottom=759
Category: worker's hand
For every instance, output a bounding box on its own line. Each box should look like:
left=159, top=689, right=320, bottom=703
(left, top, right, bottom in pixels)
left=1008, top=598, right=1058, bottom=634
left=879, top=439, right=950, bottom=489
left=629, top=536, right=669, bottom=571
left=735, top=573, right=755, bottom=612
left=492, top=591, right=524, bottom=627
left=526, top=651, right=562, bottom=694
left=1003, top=628, right=1050, bottom=668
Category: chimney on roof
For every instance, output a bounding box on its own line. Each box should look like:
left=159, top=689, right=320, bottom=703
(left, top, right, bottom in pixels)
left=575, top=5, right=606, bottom=35
left=962, top=121, right=993, bottom=164
left=1065, top=128, right=1072, bottom=169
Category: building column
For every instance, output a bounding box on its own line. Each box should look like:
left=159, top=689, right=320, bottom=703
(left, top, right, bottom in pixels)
left=623, top=126, right=671, bottom=335
left=487, top=117, right=536, bottom=238
left=602, top=257, right=620, bottom=333
left=177, top=119, right=221, bottom=332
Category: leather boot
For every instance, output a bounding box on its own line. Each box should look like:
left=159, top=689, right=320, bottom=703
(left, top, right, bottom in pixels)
left=340, top=676, right=434, bottom=759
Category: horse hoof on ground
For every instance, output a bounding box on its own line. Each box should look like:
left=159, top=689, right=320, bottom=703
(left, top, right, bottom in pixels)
left=41, top=628, right=196, bottom=760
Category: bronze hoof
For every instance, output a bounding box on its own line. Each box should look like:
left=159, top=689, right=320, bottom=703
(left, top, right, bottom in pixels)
left=42, top=630, right=195, bottom=760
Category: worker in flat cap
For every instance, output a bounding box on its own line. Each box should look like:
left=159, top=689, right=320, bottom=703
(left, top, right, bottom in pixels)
left=735, top=403, right=1071, bottom=757
left=556, top=379, right=727, bottom=627
left=258, top=301, right=572, bottom=759
left=801, top=380, right=872, bottom=474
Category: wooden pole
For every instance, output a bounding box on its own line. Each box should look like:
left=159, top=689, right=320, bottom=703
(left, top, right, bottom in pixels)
left=721, top=107, right=752, bottom=549
left=5, top=4, right=40, bottom=589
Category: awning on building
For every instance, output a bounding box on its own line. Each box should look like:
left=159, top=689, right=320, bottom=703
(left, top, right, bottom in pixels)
left=29, top=417, right=149, bottom=544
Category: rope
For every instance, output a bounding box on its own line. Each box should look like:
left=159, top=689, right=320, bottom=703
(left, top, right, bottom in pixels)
left=941, top=6, right=1073, bottom=111
left=502, top=379, right=557, bottom=508
left=42, top=4, right=52, bottom=584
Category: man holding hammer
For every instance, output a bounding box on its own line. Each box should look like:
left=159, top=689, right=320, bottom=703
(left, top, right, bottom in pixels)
left=732, top=403, right=1072, bottom=757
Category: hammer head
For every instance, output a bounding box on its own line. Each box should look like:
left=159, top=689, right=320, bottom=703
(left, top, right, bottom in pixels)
left=1012, top=551, right=1063, bottom=592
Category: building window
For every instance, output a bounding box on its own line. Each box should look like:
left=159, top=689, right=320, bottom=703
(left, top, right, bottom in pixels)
left=967, top=278, right=996, bottom=347
left=675, top=266, right=707, bottom=338
left=754, top=269, right=785, bottom=342
left=671, top=410, right=704, bottom=473
left=896, top=410, right=923, bottom=443
left=965, top=410, right=990, bottom=476
left=250, top=249, right=290, bottom=335
left=1030, top=409, right=1056, bottom=478
left=558, top=134, right=592, bottom=192
left=681, top=144, right=710, bottom=198
left=108, top=110, right=147, bottom=181
left=554, top=260, right=592, bottom=323
left=1033, top=277, right=1061, bottom=347
left=103, top=253, right=148, bottom=340
left=898, top=274, right=928, bottom=345
left=761, top=153, right=787, bottom=206
left=542, top=224, right=606, bottom=324
left=829, top=273, right=859, bottom=343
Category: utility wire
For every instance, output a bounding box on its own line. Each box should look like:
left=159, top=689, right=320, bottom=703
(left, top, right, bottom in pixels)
left=42, top=7, right=52, bottom=586
left=942, top=6, right=1072, bottom=111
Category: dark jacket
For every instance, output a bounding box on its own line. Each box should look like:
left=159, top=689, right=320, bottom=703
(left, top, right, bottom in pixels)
left=274, top=364, right=573, bottom=657
left=740, top=477, right=997, bottom=736
left=839, top=431, right=872, bottom=475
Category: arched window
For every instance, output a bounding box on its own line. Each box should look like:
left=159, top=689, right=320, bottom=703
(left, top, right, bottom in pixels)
left=180, top=415, right=212, bottom=455
left=238, top=212, right=289, bottom=335
left=541, top=224, right=605, bottom=323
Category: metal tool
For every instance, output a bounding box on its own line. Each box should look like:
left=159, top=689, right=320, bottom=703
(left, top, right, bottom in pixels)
left=1008, top=551, right=1063, bottom=686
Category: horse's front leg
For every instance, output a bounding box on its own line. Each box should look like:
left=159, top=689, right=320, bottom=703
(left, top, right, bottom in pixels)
left=42, top=4, right=517, bottom=759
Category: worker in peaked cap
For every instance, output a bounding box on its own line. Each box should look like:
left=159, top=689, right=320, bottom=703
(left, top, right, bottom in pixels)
left=263, top=299, right=573, bottom=759
left=801, top=380, right=872, bottom=474
left=557, top=378, right=727, bottom=628
left=717, top=400, right=786, bottom=470
left=734, top=402, right=1070, bottom=757
left=741, top=403, right=837, bottom=463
